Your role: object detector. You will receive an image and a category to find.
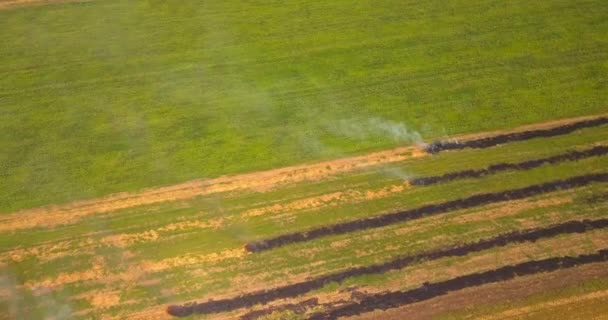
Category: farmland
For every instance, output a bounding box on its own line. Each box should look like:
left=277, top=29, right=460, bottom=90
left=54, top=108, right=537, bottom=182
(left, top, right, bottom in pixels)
left=1, top=0, right=608, bottom=320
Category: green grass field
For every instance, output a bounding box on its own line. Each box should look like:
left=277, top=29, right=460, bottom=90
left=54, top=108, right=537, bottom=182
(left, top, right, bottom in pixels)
left=1, top=1, right=608, bottom=320
left=2, top=0, right=608, bottom=212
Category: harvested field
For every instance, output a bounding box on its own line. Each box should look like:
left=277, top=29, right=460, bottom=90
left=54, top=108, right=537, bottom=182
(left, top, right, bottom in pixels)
left=4, top=124, right=608, bottom=319
left=245, top=173, right=608, bottom=252
left=3, top=132, right=608, bottom=319
left=309, top=249, right=608, bottom=319
left=167, top=218, right=608, bottom=317
left=425, top=117, right=608, bottom=154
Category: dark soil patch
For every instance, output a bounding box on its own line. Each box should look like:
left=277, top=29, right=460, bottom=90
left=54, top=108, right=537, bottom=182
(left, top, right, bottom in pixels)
left=309, top=248, right=608, bottom=319
left=245, top=173, right=608, bottom=252
left=424, top=117, right=608, bottom=154
left=411, top=145, right=608, bottom=186
left=166, top=218, right=608, bottom=317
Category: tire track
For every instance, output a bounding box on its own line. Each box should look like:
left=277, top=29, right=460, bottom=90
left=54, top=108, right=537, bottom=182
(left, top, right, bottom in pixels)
left=411, top=145, right=608, bottom=186
left=245, top=173, right=608, bottom=253
left=425, top=117, right=608, bottom=154
left=309, top=249, right=608, bottom=320
left=166, top=218, right=608, bottom=317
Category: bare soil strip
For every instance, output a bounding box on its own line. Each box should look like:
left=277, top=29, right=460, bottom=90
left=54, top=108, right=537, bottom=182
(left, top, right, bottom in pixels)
left=425, top=116, right=608, bottom=154
left=166, top=218, right=608, bottom=317
left=242, top=183, right=410, bottom=218
left=245, top=173, right=608, bottom=252
left=0, top=146, right=423, bottom=232
left=411, top=145, right=608, bottom=186
left=23, top=248, right=248, bottom=291
left=308, top=248, right=608, bottom=319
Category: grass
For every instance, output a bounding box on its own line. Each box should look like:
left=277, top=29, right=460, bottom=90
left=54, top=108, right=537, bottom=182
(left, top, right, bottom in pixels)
left=2, top=0, right=608, bottom=212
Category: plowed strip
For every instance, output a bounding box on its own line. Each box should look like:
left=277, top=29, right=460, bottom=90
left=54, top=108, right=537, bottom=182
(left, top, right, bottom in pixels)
left=309, top=249, right=608, bottom=319
left=411, top=145, right=608, bottom=186
left=166, top=218, right=608, bottom=317
left=425, top=117, right=608, bottom=153
left=245, top=173, right=608, bottom=252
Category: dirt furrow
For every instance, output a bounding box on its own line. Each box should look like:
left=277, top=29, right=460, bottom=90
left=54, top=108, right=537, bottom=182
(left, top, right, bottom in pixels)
left=309, top=248, right=608, bottom=319
left=245, top=173, right=608, bottom=252
left=425, top=117, right=608, bottom=154
left=411, top=145, right=608, bottom=186
left=166, top=218, right=608, bottom=317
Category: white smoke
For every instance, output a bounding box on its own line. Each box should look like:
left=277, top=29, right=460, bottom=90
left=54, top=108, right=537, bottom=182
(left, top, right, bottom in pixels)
left=327, top=116, right=424, bottom=145
left=0, top=268, right=73, bottom=320
left=0, top=271, right=22, bottom=319
left=35, top=288, right=73, bottom=320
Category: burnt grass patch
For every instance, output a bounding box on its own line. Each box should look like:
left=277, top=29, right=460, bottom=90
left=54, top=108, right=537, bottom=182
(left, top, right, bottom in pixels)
left=165, top=218, right=608, bottom=317
left=240, top=288, right=381, bottom=320
left=245, top=173, right=608, bottom=253
left=309, top=248, right=608, bottom=319
left=424, top=117, right=608, bottom=154
left=411, top=145, right=608, bottom=186
left=239, top=298, right=319, bottom=320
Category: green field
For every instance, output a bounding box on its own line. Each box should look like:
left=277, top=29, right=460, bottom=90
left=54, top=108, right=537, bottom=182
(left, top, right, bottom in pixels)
left=1, top=1, right=608, bottom=320
left=2, top=0, right=608, bottom=212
